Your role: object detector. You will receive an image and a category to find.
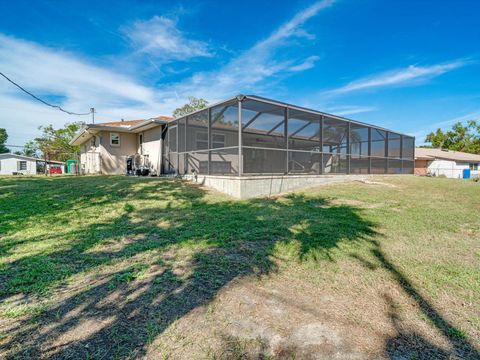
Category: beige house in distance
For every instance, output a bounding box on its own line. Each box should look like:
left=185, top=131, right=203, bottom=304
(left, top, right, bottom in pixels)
left=71, top=117, right=173, bottom=175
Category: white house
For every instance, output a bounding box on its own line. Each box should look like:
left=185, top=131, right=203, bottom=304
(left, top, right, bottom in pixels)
left=415, top=148, right=480, bottom=178
left=0, top=153, right=65, bottom=175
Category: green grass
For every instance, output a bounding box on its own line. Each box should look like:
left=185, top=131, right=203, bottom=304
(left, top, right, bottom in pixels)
left=0, top=175, right=479, bottom=359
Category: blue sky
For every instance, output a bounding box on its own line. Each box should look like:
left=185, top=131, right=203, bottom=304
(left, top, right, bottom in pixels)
left=0, top=0, right=479, bottom=146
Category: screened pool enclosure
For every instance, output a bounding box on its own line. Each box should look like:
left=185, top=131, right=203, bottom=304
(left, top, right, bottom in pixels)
left=163, top=95, right=414, bottom=176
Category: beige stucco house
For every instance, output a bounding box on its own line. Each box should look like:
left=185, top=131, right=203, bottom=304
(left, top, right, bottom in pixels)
left=70, top=117, right=173, bottom=175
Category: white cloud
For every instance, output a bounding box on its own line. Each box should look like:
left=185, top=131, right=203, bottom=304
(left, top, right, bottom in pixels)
left=324, top=105, right=377, bottom=116
left=0, top=34, right=168, bottom=145
left=166, top=0, right=334, bottom=101
left=327, top=60, right=468, bottom=95
left=0, top=0, right=335, bottom=145
left=289, top=56, right=321, bottom=72
left=125, top=16, right=211, bottom=61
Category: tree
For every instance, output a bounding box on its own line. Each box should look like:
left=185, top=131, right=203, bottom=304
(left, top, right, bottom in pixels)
left=0, top=128, right=10, bottom=154
left=172, top=97, right=209, bottom=118
left=425, top=120, right=480, bottom=154
left=22, top=140, right=39, bottom=157
left=35, top=122, right=84, bottom=162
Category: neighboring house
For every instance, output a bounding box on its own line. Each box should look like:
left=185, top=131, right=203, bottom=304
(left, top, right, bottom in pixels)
left=71, top=94, right=414, bottom=197
left=415, top=147, right=480, bottom=178
left=0, top=153, right=64, bottom=175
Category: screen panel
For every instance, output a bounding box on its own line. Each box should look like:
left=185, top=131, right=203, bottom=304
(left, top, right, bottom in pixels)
left=323, top=117, right=348, bottom=155
left=350, top=124, right=369, bottom=157
left=371, top=157, right=386, bottom=174
left=402, top=136, right=415, bottom=160
left=211, top=101, right=239, bottom=148
left=371, top=128, right=386, bottom=157
left=210, top=147, right=239, bottom=175
left=388, top=132, right=401, bottom=158
left=387, top=158, right=402, bottom=174
left=168, top=124, right=177, bottom=153
left=288, top=110, right=321, bottom=151
left=242, top=100, right=286, bottom=149
left=178, top=118, right=186, bottom=153
left=186, top=151, right=209, bottom=175
left=243, top=148, right=287, bottom=174
left=402, top=160, right=414, bottom=174
left=323, top=153, right=347, bottom=174
left=350, top=156, right=369, bottom=174
left=187, top=110, right=208, bottom=151
left=288, top=151, right=321, bottom=174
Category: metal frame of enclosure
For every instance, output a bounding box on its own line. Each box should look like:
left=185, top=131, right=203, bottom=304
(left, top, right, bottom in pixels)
left=163, top=95, right=415, bottom=176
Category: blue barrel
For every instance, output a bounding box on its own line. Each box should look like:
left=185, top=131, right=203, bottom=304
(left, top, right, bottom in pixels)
left=463, top=169, right=471, bottom=179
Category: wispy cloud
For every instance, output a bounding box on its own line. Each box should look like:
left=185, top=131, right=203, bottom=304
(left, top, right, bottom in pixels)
left=327, top=60, right=469, bottom=95
left=0, top=34, right=164, bottom=144
left=324, top=105, right=377, bottom=116
left=167, top=0, right=335, bottom=101
left=124, top=16, right=212, bottom=61
left=289, top=56, right=321, bottom=72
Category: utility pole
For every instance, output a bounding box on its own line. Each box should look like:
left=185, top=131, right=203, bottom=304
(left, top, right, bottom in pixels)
left=91, top=108, right=95, bottom=124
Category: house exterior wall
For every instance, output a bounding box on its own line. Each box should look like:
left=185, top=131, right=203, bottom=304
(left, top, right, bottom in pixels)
left=426, top=159, right=479, bottom=178
left=0, top=157, right=36, bottom=175
left=78, top=131, right=137, bottom=175
left=99, top=131, right=137, bottom=175
left=138, top=127, right=163, bottom=175
left=414, top=159, right=429, bottom=175
left=79, top=136, right=101, bottom=174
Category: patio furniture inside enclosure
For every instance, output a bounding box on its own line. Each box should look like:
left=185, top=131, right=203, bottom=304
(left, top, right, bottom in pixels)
left=164, top=95, right=414, bottom=176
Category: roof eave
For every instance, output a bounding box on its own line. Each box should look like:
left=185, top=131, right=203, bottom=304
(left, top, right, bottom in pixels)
left=130, top=119, right=167, bottom=132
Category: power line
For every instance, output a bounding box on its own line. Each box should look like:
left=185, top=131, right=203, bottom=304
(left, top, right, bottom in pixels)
left=0, top=71, right=92, bottom=116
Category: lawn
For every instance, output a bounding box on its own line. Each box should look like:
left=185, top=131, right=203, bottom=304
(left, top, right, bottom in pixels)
left=0, top=175, right=478, bottom=359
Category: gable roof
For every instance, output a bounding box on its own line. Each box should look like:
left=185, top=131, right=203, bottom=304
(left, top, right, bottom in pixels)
left=415, top=147, right=480, bottom=162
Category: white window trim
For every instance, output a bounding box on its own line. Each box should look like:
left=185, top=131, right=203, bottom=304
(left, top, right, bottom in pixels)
left=18, top=160, right=27, bottom=171
left=110, top=132, right=120, bottom=147
left=195, top=131, right=226, bottom=149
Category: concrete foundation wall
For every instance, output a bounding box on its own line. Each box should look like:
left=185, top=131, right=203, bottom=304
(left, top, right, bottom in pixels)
left=185, top=174, right=373, bottom=199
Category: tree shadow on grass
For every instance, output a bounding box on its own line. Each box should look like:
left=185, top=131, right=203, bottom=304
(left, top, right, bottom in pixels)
left=0, top=179, right=376, bottom=359
left=0, top=176, right=198, bottom=259
left=354, top=241, right=479, bottom=360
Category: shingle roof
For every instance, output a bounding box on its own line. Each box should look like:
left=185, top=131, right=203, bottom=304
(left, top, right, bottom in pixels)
left=95, top=116, right=175, bottom=128
left=415, top=147, right=480, bottom=162
left=95, top=119, right=146, bottom=127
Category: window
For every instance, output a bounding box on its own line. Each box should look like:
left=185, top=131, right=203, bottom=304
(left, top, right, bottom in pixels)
left=470, top=163, right=479, bottom=171
left=110, top=133, right=120, bottom=146
left=195, top=131, right=208, bottom=149
left=212, top=133, right=225, bottom=148
left=18, top=161, right=27, bottom=171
